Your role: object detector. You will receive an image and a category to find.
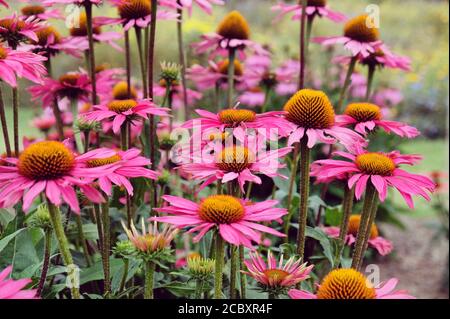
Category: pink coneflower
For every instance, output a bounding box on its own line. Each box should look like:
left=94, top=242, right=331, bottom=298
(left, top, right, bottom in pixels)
left=336, top=102, right=419, bottom=138
left=243, top=251, right=313, bottom=296
left=0, top=141, right=107, bottom=212
left=310, top=147, right=435, bottom=208
left=29, top=72, right=92, bottom=107
left=192, top=11, right=268, bottom=58
left=32, top=110, right=56, bottom=134
left=20, top=3, right=64, bottom=21
left=323, top=214, right=393, bottom=256
left=152, top=195, right=287, bottom=248
left=0, top=44, right=47, bottom=87
left=288, top=268, right=415, bottom=299
left=283, top=89, right=366, bottom=150
left=77, top=147, right=159, bottom=196
left=101, top=0, right=178, bottom=31
left=0, top=266, right=38, bottom=299
left=313, top=14, right=382, bottom=57
left=121, top=218, right=178, bottom=254
left=70, top=12, right=123, bottom=51
left=187, top=59, right=247, bottom=91
left=177, top=0, right=224, bottom=15
left=183, top=106, right=295, bottom=141
left=83, top=98, right=169, bottom=134
left=42, top=0, right=102, bottom=5
left=271, top=0, right=346, bottom=23
left=1, top=0, right=8, bottom=8
left=180, top=144, right=292, bottom=192
left=25, top=25, right=89, bottom=58
left=0, top=13, right=44, bottom=47
left=334, top=44, right=411, bottom=71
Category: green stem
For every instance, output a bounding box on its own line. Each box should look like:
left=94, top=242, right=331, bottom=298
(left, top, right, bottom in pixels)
left=47, top=202, right=80, bottom=299
left=85, top=2, right=97, bottom=105
left=268, top=292, right=278, bottom=299
left=260, top=87, right=271, bottom=113
left=37, top=229, right=52, bottom=297
left=119, top=259, right=129, bottom=292
left=93, top=205, right=104, bottom=256
left=296, top=137, right=310, bottom=259
left=358, top=195, right=379, bottom=269
left=70, top=98, right=82, bottom=152
left=284, top=144, right=300, bottom=240
left=75, top=214, right=92, bottom=266
left=124, top=30, right=131, bottom=97
left=135, top=27, right=148, bottom=98
left=239, top=245, right=246, bottom=299
left=214, top=233, right=225, bottom=299
left=336, top=56, right=357, bottom=113
left=0, top=85, right=11, bottom=157
left=144, top=261, right=155, bottom=299
left=52, top=98, right=65, bottom=141
left=227, top=48, right=236, bottom=108
left=230, top=245, right=238, bottom=299
left=298, top=0, right=307, bottom=90
left=177, top=2, right=189, bottom=121
left=351, top=183, right=377, bottom=269
left=101, top=202, right=111, bottom=296
left=365, top=65, right=376, bottom=101
left=334, top=186, right=355, bottom=268
left=194, top=279, right=203, bottom=299
left=12, top=87, right=19, bottom=155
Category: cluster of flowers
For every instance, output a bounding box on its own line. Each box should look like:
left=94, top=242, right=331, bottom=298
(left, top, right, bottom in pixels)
left=0, top=0, right=435, bottom=300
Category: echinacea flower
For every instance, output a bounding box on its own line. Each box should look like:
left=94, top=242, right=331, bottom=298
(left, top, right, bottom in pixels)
left=83, top=98, right=169, bottom=134
left=26, top=25, right=89, bottom=58
left=0, top=13, right=44, bottom=47
left=29, top=72, right=92, bottom=107
left=334, top=44, right=411, bottom=71
left=0, top=0, right=8, bottom=8
left=324, top=214, right=393, bottom=256
left=0, top=44, right=47, bottom=87
left=313, top=14, right=382, bottom=57
left=77, top=147, right=159, bottom=196
left=336, top=102, right=419, bottom=138
left=243, top=251, right=313, bottom=295
left=192, top=10, right=268, bottom=58
left=42, top=0, right=102, bottom=5
left=121, top=218, right=178, bottom=255
left=69, top=11, right=123, bottom=51
left=20, top=3, right=64, bottom=21
left=0, top=266, right=38, bottom=299
left=102, top=0, right=179, bottom=31
left=32, top=110, right=56, bottom=134
left=272, top=0, right=346, bottom=24
left=180, top=145, right=292, bottom=192
left=152, top=195, right=287, bottom=248
left=283, top=89, right=366, bottom=150
left=178, top=0, right=224, bottom=15
left=0, top=141, right=107, bottom=212
left=288, top=268, right=415, bottom=299
left=183, top=106, right=295, bottom=141
left=310, top=147, right=435, bottom=208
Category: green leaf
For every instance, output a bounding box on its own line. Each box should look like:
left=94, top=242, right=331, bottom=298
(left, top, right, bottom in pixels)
left=80, top=258, right=123, bottom=285
left=325, top=206, right=342, bottom=226
left=162, top=281, right=196, bottom=297
left=0, top=209, right=14, bottom=229
left=0, top=228, right=25, bottom=253
left=305, top=226, right=334, bottom=267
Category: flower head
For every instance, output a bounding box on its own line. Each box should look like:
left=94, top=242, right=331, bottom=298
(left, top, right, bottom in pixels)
left=313, top=14, right=382, bottom=57
left=336, top=102, right=419, bottom=138
left=0, top=266, right=38, bottom=299
left=283, top=89, right=366, bottom=150
left=0, top=13, right=44, bottom=47
left=243, top=251, right=313, bottom=295
left=271, top=0, right=346, bottom=24
left=0, top=44, right=47, bottom=87
left=77, top=147, right=159, bottom=195
left=152, top=195, right=287, bottom=248
left=324, top=214, right=393, bottom=256
left=187, top=257, right=215, bottom=281
left=121, top=218, right=178, bottom=260
left=289, top=268, right=415, bottom=299
left=0, top=141, right=107, bottom=212
left=311, top=147, right=435, bottom=207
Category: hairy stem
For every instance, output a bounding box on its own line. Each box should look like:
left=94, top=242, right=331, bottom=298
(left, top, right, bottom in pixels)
left=36, top=229, right=52, bottom=297
left=0, top=86, right=11, bottom=157
left=177, top=2, right=189, bottom=121
left=336, top=56, right=357, bottom=113
left=144, top=261, right=155, bottom=299
left=227, top=48, right=236, bottom=108
left=214, top=233, right=225, bottom=299
left=296, top=137, right=310, bottom=259
left=298, top=0, right=307, bottom=90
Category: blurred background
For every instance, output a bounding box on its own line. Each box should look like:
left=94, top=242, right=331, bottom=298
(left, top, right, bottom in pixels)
left=1, top=0, right=449, bottom=298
